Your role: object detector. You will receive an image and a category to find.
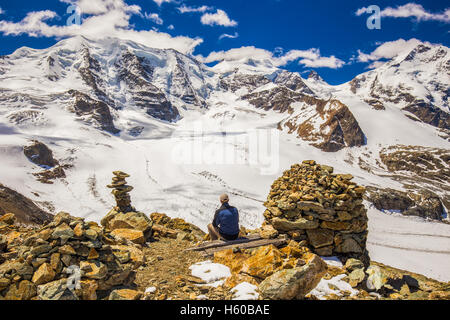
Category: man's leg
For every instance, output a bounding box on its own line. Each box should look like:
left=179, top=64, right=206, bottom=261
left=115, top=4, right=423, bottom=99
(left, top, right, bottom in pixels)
left=207, top=224, right=220, bottom=241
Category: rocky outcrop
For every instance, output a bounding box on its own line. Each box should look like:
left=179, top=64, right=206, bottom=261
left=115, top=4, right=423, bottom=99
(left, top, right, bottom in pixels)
left=273, top=70, right=314, bottom=95
left=0, top=184, right=52, bottom=225
left=364, top=186, right=445, bottom=220
left=263, top=160, right=370, bottom=265
left=78, top=48, right=111, bottom=105
left=68, top=90, right=119, bottom=134
left=377, top=145, right=450, bottom=213
left=24, top=140, right=71, bottom=184
left=313, top=102, right=366, bottom=152
left=116, top=51, right=180, bottom=122
left=219, top=72, right=271, bottom=93
left=23, top=140, right=58, bottom=168
left=244, top=89, right=366, bottom=152
left=403, top=101, right=449, bottom=130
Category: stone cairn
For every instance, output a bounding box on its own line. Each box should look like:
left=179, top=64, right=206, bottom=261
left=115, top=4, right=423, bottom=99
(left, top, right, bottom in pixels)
left=263, top=160, right=370, bottom=265
left=102, top=171, right=153, bottom=244
left=107, top=171, right=134, bottom=213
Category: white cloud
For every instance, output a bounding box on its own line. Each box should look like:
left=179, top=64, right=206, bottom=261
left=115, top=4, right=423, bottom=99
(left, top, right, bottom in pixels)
left=167, top=24, right=174, bottom=30
left=145, top=12, right=163, bottom=25
left=198, top=46, right=345, bottom=69
left=219, top=32, right=239, bottom=40
left=356, top=3, right=450, bottom=23
left=276, top=49, right=345, bottom=69
left=153, top=0, right=174, bottom=7
left=60, top=0, right=140, bottom=15
left=0, top=0, right=202, bottom=54
left=356, top=38, right=435, bottom=68
left=201, top=9, right=237, bottom=27
left=177, top=5, right=213, bottom=14
left=357, top=38, right=425, bottom=62
left=0, top=7, right=4, bottom=15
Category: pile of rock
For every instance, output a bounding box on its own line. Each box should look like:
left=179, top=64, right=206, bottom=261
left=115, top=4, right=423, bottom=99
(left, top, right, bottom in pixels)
left=151, top=212, right=205, bottom=243
left=0, top=212, right=144, bottom=300
left=107, top=171, right=134, bottom=213
left=101, top=172, right=153, bottom=244
left=262, top=160, right=369, bottom=265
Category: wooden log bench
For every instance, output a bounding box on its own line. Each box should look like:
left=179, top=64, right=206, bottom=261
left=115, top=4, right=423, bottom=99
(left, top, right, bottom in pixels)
left=186, top=234, right=287, bottom=257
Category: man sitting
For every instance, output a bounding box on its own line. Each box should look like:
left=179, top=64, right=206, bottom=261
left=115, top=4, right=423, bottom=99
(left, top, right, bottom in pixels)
left=207, top=194, right=239, bottom=241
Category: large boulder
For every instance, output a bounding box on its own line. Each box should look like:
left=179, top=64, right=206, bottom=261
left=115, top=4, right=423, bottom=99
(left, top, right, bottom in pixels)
left=259, top=253, right=327, bottom=299
left=23, top=140, right=58, bottom=168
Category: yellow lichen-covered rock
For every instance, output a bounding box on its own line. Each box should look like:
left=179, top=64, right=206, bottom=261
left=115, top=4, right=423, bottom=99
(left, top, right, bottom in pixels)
left=110, top=228, right=145, bottom=245
left=0, top=213, right=16, bottom=225
left=4, top=280, right=37, bottom=300
left=240, top=245, right=283, bottom=279
left=109, top=289, right=142, bottom=300
left=80, top=261, right=108, bottom=280
left=214, top=248, right=248, bottom=274
left=224, top=273, right=259, bottom=289
left=77, top=280, right=98, bottom=300
left=32, top=263, right=56, bottom=285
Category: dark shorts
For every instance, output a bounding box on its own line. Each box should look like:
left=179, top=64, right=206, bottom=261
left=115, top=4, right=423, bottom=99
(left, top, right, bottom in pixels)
left=219, top=232, right=239, bottom=241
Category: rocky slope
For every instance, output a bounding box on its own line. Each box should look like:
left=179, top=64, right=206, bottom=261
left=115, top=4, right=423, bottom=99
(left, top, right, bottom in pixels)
left=1, top=207, right=448, bottom=300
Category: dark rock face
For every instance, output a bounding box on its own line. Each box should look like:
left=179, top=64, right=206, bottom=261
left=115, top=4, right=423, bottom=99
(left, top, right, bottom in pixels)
left=244, top=87, right=366, bottom=152
left=243, top=86, right=304, bottom=113
left=376, top=145, right=450, bottom=216
left=403, top=102, right=450, bottom=130
left=273, top=70, right=314, bottom=95
left=365, top=186, right=445, bottom=221
left=379, top=145, right=450, bottom=185
left=0, top=183, right=52, bottom=225
left=116, top=51, right=180, bottom=122
left=219, top=72, right=271, bottom=92
left=170, top=56, right=206, bottom=107
left=307, top=70, right=324, bottom=82
left=68, top=90, right=119, bottom=134
left=23, top=141, right=58, bottom=168
left=78, top=48, right=112, bottom=106
left=316, top=103, right=366, bottom=152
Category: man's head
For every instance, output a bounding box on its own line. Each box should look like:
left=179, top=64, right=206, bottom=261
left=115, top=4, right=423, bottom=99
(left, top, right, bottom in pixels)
left=220, top=194, right=229, bottom=204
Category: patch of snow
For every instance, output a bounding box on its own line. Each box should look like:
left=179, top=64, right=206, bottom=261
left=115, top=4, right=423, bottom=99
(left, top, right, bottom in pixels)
left=230, top=282, right=259, bottom=300
left=145, top=287, right=156, bottom=294
left=309, top=274, right=359, bottom=300
left=321, top=256, right=343, bottom=268
left=189, top=260, right=231, bottom=287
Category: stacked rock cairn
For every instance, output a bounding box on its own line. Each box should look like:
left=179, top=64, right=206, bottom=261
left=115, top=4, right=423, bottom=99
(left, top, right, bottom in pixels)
left=107, top=171, right=135, bottom=213
left=263, top=160, right=370, bottom=265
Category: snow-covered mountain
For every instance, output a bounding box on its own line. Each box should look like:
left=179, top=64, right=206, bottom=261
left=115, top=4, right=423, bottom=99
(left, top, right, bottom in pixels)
left=0, top=36, right=449, bottom=281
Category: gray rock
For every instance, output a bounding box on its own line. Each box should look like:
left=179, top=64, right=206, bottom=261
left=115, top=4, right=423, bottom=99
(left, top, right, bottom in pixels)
left=259, top=254, right=327, bottom=300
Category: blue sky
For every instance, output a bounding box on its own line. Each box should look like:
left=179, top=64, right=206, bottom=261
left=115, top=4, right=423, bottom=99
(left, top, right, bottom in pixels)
left=0, top=0, right=448, bottom=84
